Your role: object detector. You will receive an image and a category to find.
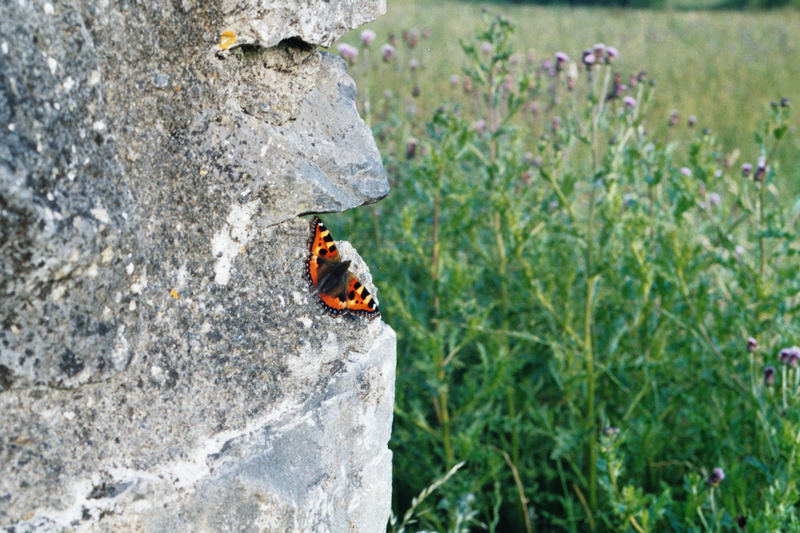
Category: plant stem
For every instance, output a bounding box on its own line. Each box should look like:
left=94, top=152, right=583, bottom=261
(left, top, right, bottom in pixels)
left=759, top=179, right=766, bottom=281
left=440, top=386, right=453, bottom=465
left=432, top=166, right=443, bottom=317
left=583, top=65, right=611, bottom=526
left=584, top=238, right=597, bottom=523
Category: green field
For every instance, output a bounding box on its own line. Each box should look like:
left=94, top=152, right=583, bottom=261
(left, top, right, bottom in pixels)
left=343, top=2, right=799, bottom=185
left=335, top=4, right=800, bottom=531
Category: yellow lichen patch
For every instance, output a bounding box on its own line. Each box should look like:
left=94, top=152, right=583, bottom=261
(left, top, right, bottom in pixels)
left=169, top=289, right=179, bottom=299
left=241, top=245, right=246, bottom=253
left=219, top=30, right=236, bottom=50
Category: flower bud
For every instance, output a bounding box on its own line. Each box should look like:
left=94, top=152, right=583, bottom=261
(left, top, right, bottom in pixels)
left=707, top=467, right=725, bottom=487
left=747, top=337, right=758, bottom=352
left=337, top=43, right=358, bottom=63
left=360, top=29, right=376, bottom=47
left=381, top=43, right=395, bottom=61
left=764, top=366, right=776, bottom=385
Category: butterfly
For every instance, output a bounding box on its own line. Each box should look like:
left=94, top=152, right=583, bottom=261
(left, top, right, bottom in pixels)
left=305, top=216, right=380, bottom=319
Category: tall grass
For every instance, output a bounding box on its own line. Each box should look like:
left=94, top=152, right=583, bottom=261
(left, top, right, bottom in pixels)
left=333, top=8, right=798, bottom=532
left=342, top=1, right=800, bottom=188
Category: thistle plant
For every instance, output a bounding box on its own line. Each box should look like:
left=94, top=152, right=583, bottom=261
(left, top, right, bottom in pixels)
left=334, top=12, right=799, bottom=532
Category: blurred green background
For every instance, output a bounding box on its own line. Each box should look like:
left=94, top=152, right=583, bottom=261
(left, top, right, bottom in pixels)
left=342, top=1, right=799, bottom=190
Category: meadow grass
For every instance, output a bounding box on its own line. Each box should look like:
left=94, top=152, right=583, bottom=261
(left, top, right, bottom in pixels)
left=332, top=5, right=800, bottom=531
left=342, top=2, right=800, bottom=184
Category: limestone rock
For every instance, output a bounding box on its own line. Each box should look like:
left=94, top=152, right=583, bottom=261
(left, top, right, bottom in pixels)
left=220, top=0, right=388, bottom=48
left=0, top=0, right=392, bottom=531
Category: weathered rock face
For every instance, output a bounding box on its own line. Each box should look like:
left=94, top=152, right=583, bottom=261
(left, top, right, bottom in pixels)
left=0, top=0, right=392, bottom=531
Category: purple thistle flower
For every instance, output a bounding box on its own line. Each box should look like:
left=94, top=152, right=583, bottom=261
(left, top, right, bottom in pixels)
left=472, top=119, right=486, bottom=132
left=709, top=192, right=721, bottom=206
left=554, top=52, right=569, bottom=65
left=780, top=97, right=790, bottom=108
left=360, top=29, right=376, bottom=47
left=409, top=58, right=419, bottom=70
left=735, top=245, right=745, bottom=257
left=606, top=46, right=619, bottom=62
left=779, top=346, right=800, bottom=367
left=623, top=96, right=637, bottom=108
left=602, top=426, right=620, bottom=437
left=764, top=365, right=776, bottom=385
left=552, top=116, right=561, bottom=131
left=582, top=49, right=595, bottom=68
left=669, top=110, right=679, bottom=127
left=337, top=43, right=358, bottom=63
left=481, top=41, right=492, bottom=54
left=747, top=337, right=759, bottom=352
left=592, top=43, right=606, bottom=59
left=741, top=163, right=752, bottom=177
left=411, top=84, right=420, bottom=98
left=449, top=74, right=460, bottom=86
left=381, top=43, right=395, bottom=61
left=754, top=155, right=768, bottom=181
left=688, top=115, right=697, bottom=127
left=707, top=467, right=725, bottom=487
left=680, top=167, right=692, bottom=177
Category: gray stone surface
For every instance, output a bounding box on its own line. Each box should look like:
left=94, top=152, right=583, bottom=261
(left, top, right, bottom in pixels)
left=0, top=0, right=392, bottom=531
left=220, top=0, right=387, bottom=48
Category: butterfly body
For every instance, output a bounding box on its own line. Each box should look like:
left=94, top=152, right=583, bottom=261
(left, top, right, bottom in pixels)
left=305, top=217, right=380, bottom=319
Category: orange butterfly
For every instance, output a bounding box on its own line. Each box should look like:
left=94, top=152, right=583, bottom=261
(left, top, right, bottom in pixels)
left=305, top=217, right=380, bottom=319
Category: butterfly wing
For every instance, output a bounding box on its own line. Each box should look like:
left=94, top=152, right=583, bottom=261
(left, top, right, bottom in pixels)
left=306, top=216, right=342, bottom=288
left=305, top=216, right=380, bottom=319
left=317, top=286, right=349, bottom=316
left=344, top=272, right=380, bottom=318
